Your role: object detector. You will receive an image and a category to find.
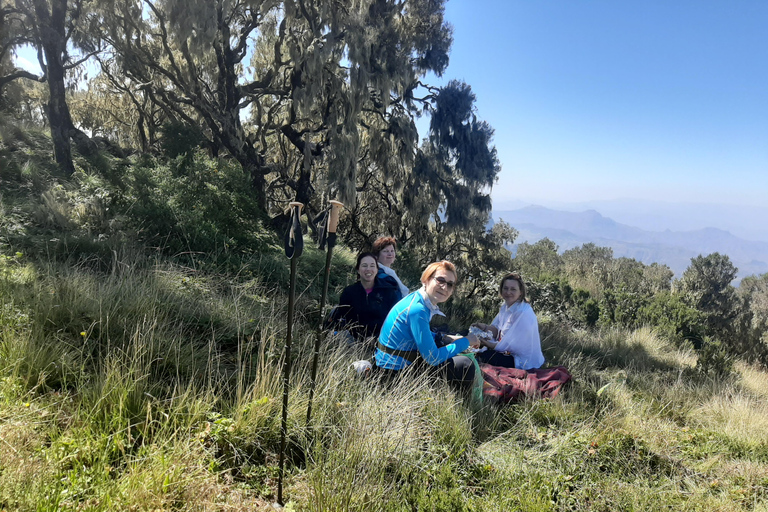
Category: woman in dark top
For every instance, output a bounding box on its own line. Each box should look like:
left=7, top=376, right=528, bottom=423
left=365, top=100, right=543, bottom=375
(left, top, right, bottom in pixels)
left=331, top=252, right=400, bottom=346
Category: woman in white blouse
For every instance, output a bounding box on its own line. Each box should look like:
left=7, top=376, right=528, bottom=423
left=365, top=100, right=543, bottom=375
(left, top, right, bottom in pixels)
left=472, top=273, right=545, bottom=370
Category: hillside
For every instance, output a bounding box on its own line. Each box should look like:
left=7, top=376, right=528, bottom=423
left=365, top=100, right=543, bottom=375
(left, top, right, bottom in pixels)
left=2, top=126, right=768, bottom=511
left=496, top=206, right=768, bottom=281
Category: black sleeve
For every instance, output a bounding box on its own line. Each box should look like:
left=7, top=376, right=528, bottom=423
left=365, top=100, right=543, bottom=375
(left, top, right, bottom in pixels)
left=329, top=284, right=355, bottom=328
left=381, top=286, right=400, bottom=314
left=377, top=270, right=403, bottom=301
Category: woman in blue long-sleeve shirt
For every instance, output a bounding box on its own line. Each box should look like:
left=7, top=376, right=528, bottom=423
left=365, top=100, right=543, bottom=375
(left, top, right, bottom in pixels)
left=374, top=260, right=479, bottom=389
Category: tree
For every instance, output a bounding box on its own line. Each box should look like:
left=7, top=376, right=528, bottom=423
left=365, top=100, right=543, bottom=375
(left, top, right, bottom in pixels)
left=2, top=0, right=98, bottom=172
left=514, top=237, right=563, bottom=280
left=562, top=242, right=613, bottom=296
left=0, top=1, right=40, bottom=113
left=93, top=0, right=454, bottom=214
left=638, top=291, right=706, bottom=347
left=676, top=252, right=738, bottom=337
left=344, top=80, right=500, bottom=243
left=641, top=262, right=673, bottom=294
left=69, top=67, right=165, bottom=153
left=734, top=273, right=768, bottom=364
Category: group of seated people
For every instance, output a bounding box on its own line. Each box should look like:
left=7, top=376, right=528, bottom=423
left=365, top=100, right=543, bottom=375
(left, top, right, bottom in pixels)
left=329, top=236, right=545, bottom=390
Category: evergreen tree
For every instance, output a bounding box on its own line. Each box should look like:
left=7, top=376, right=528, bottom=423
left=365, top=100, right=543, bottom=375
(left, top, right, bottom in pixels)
left=676, top=252, right=738, bottom=338
left=514, top=237, right=563, bottom=280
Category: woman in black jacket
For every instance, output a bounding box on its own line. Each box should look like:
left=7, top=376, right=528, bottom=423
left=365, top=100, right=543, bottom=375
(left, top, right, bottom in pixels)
left=330, top=252, right=400, bottom=347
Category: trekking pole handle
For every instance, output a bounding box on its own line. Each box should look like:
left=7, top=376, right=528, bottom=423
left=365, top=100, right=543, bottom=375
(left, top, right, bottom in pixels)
left=328, top=200, right=343, bottom=233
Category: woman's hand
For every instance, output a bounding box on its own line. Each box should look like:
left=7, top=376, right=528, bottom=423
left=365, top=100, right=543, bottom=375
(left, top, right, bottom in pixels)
left=443, top=334, right=464, bottom=344
left=472, top=322, right=499, bottom=340
left=444, top=333, right=480, bottom=349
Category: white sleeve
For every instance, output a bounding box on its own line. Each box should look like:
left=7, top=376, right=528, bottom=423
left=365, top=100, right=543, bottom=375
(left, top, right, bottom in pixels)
left=490, top=312, right=502, bottom=333
left=494, top=305, right=543, bottom=369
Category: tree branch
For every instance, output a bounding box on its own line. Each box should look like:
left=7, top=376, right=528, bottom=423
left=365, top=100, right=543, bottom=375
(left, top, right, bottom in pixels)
left=0, top=69, right=44, bottom=88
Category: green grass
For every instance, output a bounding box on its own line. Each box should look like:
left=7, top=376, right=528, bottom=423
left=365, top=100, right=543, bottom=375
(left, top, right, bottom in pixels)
left=2, top=122, right=768, bottom=511
left=2, top=252, right=768, bottom=511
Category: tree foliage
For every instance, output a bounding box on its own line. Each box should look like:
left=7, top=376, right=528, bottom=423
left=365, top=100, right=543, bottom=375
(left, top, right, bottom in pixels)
left=561, top=242, right=614, bottom=295
left=733, top=273, right=768, bottom=363
left=514, top=237, right=562, bottom=281
left=676, top=252, right=738, bottom=337
left=83, top=0, right=458, bottom=217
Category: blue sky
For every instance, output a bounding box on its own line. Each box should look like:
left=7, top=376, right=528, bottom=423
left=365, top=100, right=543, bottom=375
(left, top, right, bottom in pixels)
left=425, top=0, right=768, bottom=211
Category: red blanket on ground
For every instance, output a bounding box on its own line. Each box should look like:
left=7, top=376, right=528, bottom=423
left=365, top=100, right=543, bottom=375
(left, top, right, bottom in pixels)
left=480, top=364, right=572, bottom=403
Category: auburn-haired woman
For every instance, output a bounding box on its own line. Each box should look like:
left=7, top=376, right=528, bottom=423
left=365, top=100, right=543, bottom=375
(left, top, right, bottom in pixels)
left=472, top=272, right=545, bottom=370
left=374, top=260, right=479, bottom=389
left=372, top=236, right=410, bottom=299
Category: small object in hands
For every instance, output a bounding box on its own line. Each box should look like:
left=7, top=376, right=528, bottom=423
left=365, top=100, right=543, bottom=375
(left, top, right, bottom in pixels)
left=352, top=360, right=372, bottom=376
left=467, top=326, right=492, bottom=353
left=469, top=325, right=494, bottom=343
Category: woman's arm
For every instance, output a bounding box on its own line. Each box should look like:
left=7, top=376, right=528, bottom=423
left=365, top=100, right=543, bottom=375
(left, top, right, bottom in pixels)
left=480, top=338, right=499, bottom=350
left=329, top=285, right=355, bottom=327
left=411, top=309, right=469, bottom=365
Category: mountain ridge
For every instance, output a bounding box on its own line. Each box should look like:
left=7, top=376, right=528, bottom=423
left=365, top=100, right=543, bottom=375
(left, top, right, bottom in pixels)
left=495, top=206, right=768, bottom=282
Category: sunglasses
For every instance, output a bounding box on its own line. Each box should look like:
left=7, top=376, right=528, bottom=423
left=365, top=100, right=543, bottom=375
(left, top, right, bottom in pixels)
left=433, top=276, right=456, bottom=289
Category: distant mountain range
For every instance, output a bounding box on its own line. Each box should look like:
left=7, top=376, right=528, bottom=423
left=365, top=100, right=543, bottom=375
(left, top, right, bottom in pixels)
left=494, top=205, right=768, bottom=283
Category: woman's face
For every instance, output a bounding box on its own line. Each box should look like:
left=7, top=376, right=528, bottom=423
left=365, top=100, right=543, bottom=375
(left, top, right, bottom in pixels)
left=424, top=268, right=456, bottom=304
left=378, top=244, right=396, bottom=267
left=357, top=256, right=377, bottom=288
left=501, top=278, right=522, bottom=306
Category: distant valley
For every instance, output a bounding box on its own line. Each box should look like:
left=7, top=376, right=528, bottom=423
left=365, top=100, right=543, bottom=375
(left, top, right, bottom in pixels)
left=494, top=205, right=768, bottom=283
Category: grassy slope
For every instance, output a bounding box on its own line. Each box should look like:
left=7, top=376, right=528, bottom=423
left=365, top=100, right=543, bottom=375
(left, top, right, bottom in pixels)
left=1, top=123, right=767, bottom=511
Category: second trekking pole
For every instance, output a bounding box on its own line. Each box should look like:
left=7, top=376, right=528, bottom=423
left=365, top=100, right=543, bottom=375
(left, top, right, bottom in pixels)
left=306, top=199, right=343, bottom=425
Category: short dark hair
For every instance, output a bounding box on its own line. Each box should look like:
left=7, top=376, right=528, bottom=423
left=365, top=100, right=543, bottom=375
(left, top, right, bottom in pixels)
left=372, top=236, right=397, bottom=256
left=499, top=272, right=527, bottom=303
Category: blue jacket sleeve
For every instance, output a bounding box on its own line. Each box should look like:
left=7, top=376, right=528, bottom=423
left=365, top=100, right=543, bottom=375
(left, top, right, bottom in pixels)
left=409, top=307, right=470, bottom=366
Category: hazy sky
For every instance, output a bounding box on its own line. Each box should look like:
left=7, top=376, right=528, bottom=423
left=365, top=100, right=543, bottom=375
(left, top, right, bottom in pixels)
left=425, top=0, right=768, bottom=210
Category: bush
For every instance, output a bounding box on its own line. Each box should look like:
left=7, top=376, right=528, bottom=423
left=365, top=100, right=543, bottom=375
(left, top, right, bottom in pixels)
left=696, top=337, right=734, bottom=377
left=125, top=151, right=271, bottom=261
left=527, top=276, right=573, bottom=317
left=159, top=121, right=205, bottom=159
left=638, top=291, right=705, bottom=347
left=570, top=288, right=600, bottom=328
left=599, top=289, right=647, bottom=329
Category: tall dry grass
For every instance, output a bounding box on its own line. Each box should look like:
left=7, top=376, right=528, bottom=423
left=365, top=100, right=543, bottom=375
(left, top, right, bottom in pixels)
left=2, top=250, right=768, bottom=510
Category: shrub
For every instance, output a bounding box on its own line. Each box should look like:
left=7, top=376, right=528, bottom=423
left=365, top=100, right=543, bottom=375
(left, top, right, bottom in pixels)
left=599, top=289, right=647, bottom=329
left=638, top=291, right=705, bottom=347
left=125, top=151, right=271, bottom=261
left=159, top=121, right=205, bottom=159
left=696, top=337, right=734, bottom=377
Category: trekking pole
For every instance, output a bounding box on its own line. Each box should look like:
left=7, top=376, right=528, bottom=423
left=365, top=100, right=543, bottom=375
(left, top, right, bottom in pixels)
left=306, top=199, right=344, bottom=425
left=277, top=201, right=304, bottom=506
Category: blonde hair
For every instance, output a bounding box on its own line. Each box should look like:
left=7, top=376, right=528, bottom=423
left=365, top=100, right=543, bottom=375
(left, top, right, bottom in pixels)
left=420, top=260, right=457, bottom=286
